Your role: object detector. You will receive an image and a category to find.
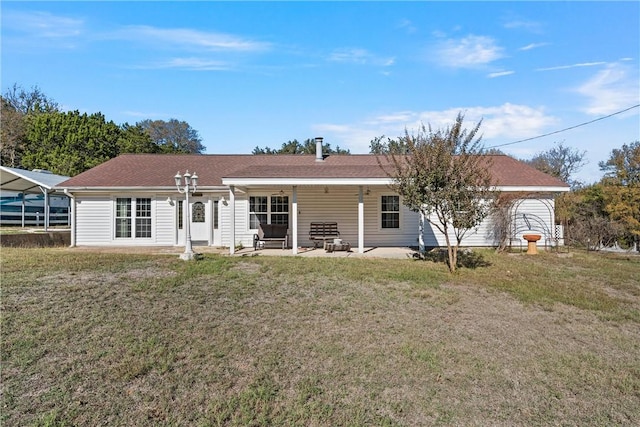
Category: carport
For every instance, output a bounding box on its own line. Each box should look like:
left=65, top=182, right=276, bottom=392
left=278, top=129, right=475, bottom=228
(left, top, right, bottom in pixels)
left=0, top=166, right=70, bottom=230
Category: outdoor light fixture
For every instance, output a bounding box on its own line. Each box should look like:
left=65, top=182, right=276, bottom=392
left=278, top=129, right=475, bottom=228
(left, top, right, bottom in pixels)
left=175, top=170, right=198, bottom=260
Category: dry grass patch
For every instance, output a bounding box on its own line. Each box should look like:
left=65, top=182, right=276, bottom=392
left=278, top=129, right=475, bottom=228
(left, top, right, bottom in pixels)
left=1, top=248, right=639, bottom=426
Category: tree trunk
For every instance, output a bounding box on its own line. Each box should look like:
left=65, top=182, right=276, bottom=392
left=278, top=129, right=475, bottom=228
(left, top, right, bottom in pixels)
left=443, top=229, right=456, bottom=273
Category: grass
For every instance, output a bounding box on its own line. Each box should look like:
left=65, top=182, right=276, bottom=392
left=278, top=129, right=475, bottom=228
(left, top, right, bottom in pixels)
left=1, top=247, right=639, bottom=426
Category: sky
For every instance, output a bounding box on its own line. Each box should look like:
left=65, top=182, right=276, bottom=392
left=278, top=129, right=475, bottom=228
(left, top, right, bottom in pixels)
left=2, top=1, right=639, bottom=184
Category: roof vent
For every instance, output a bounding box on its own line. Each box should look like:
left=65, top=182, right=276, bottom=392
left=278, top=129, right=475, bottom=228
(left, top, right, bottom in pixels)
left=315, top=137, right=324, bottom=162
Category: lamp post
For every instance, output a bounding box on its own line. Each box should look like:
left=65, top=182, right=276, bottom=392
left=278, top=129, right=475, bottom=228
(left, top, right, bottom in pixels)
left=175, top=170, right=198, bottom=260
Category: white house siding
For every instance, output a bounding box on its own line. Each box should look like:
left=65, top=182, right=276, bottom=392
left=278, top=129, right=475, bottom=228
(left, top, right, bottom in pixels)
left=75, top=195, right=112, bottom=245
left=74, top=194, right=176, bottom=246
left=421, top=196, right=558, bottom=248
left=155, top=195, right=177, bottom=246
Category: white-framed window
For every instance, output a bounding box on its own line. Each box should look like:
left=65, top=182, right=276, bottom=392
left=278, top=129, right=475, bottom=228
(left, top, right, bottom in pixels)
left=381, top=195, right=400, bottom=229
left=115, top=198, right=131, bottom=238
left=249, top=195, right=289, bottom=228
left=115, top=197, right=152, bottom=239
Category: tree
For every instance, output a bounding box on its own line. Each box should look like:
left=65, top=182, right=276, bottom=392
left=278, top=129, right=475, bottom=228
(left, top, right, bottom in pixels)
left=138, top=119, right=205, bottom=154
left=525, top=142, right=587, bottom=189
left=21, top=111, right=121, bottom=176
left=252, top=138, right=350, bottom=155
left=1, top=84, right=59, bottom=167
left=599, top=141, right=640, bottom=249
left=377, top=113, right=497, bottom=273
left=0, top=97, right=25, bottom=167
left=369, top=136, right=408, bottom=154
left=117, top=123, right=160, bottom=154
left=562, top=184, right=622, bottom=249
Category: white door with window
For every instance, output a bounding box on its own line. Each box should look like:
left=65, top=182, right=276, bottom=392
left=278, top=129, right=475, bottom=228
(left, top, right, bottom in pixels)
left=190, top=199, right=208, bottom=243
left=178, top=198, right=210, bottom=245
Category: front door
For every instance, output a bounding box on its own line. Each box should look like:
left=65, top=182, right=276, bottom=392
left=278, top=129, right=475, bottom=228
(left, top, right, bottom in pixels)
left=189, top=198, right=209, bottom=245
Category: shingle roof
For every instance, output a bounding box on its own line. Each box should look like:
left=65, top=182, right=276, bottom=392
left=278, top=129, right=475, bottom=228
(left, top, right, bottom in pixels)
left=57, top=153, right=568, bottom=188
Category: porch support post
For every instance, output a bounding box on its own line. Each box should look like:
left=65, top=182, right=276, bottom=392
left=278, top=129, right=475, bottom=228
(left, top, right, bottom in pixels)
left=292, top=186, right=298, bottom=254
left=40, top=186, right=49, bottom=231
left=358, top=185, right=364, bottom=253
left=229, top=185, right=236, bottom=255
left=21, top=192, right=25, bottom=228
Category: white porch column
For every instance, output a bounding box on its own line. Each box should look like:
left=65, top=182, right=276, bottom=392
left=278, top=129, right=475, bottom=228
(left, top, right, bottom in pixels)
left=40, top=187, right=49, bottom=231
left=292, top=186, right=298, bottom=254
left=21, top=193, right=25, bottom=228
left=358, top=185, right=364, bottom=253
left=229, top=185, right=236, bottom=255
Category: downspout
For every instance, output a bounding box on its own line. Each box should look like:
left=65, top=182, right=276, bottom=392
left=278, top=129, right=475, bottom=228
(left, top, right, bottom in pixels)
left=63, top=189, right=76, bottom=247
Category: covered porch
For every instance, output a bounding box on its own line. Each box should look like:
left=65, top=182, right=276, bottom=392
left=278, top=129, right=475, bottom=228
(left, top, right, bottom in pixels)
left=220, top=177, right=418, bottom=256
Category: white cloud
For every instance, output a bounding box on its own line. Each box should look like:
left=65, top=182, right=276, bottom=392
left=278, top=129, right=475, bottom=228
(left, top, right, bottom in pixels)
left=575, top=63, right=640, bottom=115
left=138, top=57, right=233, bottom=71
left=537, top=62, right=607, bottom=72
left=328, top=48, right=394, bottom=67
left=397, top=19, right=417, bottom=34
left=488, top=70, right=515, bottom=78
left=3, top=10, right=84, bottom=38
left=503, top=18, right=544, bottom=34
left=519, top=42, right=549, bottom=51
left=315, top=104, right=558, bottom=153
left=432, top=35, right=504, bottom=68
left=114, top=25, right=271, bottom=52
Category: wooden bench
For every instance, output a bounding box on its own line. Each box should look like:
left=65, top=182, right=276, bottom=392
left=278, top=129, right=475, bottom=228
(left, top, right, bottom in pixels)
left=309, top=222, right=340, bottom=248
left=254, top=224, right=289, bottom=250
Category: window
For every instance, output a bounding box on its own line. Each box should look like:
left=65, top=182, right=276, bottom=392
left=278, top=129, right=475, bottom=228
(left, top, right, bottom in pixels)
left=178, top=200, right=183, bottom=230
left=249, top=195, right=289, bottom=228
left=116, top=198, right=131, bottom=238
left=249, top=196, right=268, bottom=229
left=381, top=195, right=400, bottom=229
left=213, top=200, right=219, bottom=229
left=115, top=197, right=152, bottom=239
left=192, top=201, right=205, bottom=223
left=270, top=196, right=289, bottom=225
left=135, top=198, right=151, bottom=238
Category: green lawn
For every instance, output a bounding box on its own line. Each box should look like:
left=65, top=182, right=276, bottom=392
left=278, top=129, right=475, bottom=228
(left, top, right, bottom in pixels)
left=1, top=248, right=639, bottom=426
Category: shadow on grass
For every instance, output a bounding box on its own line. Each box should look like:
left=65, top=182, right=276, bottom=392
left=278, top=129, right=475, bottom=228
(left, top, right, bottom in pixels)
left=414, top=248, right=492, bottom=269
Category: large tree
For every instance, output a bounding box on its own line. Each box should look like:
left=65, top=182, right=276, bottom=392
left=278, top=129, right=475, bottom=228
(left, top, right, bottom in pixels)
left=377, top=113, right=496, bottom=273
left=599, top=141, right=640, bottom=249
left=117, top=123, right=160, bottom=154
left=22, top=111, right=121, bottom=176
left=138, top=119, right=205, bottom=154
left=1, top=84, right=59, bottom=167
left=525, top=141, right=586, bottom=189
left=252, top=138, right=350, bottom=155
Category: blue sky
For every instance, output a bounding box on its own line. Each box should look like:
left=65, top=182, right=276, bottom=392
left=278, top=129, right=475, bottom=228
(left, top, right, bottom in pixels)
left=2, top=1, right=639, bottom=184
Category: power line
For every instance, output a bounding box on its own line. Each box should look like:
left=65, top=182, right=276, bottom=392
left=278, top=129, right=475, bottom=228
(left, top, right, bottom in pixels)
left=486, top=104, right=640, bottom=149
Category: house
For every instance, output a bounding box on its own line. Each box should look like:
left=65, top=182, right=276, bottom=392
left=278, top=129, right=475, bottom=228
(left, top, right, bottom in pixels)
left=55, top=138, right=569, bottom=254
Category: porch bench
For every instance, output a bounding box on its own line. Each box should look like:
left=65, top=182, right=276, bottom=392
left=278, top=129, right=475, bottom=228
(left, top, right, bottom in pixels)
left=254, top=224, right=289, bottom=250
left=309, top=222, right=340, bottom=248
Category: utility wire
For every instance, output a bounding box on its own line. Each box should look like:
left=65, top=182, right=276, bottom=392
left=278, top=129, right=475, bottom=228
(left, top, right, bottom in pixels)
left=486, top=104, right=640, bottom=149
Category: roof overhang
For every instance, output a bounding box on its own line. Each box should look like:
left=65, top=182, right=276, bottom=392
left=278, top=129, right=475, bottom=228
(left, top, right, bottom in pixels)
left=56, top=186, right=228, bottom=193
left=222, top=177, right=393, bottom=186
left=495, top=185, right=570, bottom=193
left=1, top=166, right=70, bottom=194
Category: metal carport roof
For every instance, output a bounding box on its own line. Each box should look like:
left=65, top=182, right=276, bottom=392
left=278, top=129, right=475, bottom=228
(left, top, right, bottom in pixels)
left=1, top=166, right=70, bottom=230
left=0, top=166, right=70, bottom=194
